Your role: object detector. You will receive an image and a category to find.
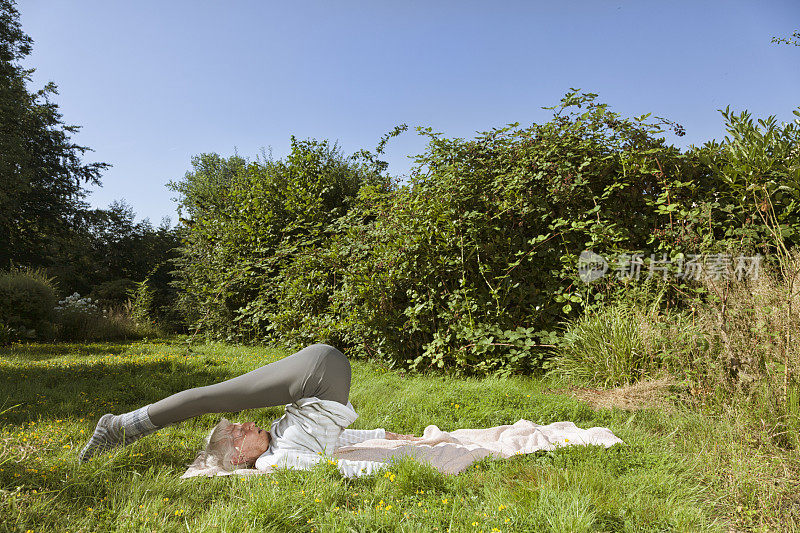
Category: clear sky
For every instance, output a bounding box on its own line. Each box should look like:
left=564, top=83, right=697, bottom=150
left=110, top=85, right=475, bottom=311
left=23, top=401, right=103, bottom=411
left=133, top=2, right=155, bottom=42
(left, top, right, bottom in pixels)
left=17, top=0, right=800, bottom=227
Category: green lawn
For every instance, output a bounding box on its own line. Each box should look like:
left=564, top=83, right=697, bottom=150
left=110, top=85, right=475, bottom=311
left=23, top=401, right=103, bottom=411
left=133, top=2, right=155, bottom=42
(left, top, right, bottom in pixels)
left=0, top=338, right=792, bottom=532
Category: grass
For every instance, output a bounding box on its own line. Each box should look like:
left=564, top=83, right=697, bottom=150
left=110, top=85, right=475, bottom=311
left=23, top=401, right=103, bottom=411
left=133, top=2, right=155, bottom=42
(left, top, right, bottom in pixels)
left=0, top=338, right=795, bottom=532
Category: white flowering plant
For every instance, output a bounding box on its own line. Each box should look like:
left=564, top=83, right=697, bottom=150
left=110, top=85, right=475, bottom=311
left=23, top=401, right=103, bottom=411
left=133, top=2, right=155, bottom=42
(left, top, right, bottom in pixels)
left=54, top=292, right=105, bottom=315
left=53, top=293, right=108, bottom=340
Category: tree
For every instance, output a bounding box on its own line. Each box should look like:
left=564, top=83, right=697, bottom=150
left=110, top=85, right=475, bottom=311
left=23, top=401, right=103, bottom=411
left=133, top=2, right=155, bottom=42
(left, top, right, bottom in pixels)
left=771, top=30, right=800, bottom=47
left=0, top=0, right=108, bottom=269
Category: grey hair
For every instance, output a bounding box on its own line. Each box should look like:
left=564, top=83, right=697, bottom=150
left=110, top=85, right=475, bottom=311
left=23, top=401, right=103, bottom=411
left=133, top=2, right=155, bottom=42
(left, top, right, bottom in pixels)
left=187, top=418, right=239, bottom=473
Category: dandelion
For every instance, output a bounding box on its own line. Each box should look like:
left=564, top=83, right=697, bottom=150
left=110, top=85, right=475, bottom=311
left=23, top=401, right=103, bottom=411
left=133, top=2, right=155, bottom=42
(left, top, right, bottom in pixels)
left=442, top=498, right=448, bottom=504
left=472, top=522, right=478, bottom=526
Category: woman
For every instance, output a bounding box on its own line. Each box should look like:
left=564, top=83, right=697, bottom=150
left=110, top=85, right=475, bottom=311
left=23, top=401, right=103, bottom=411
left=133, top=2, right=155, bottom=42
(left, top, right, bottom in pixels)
left=79, top=343, right=414, bottom=470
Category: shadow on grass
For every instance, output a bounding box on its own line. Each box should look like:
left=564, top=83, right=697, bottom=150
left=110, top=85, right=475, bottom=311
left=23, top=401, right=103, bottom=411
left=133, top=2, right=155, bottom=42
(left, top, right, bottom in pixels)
left=0, top=341, right=141, bottom=361
left=0, top=358, right=238, bottom=424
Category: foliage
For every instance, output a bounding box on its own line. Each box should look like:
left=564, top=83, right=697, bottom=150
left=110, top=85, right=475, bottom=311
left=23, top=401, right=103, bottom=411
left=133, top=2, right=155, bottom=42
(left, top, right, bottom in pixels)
left=89, top=278, right=137, bottom=309
left=167, top=137, right=391, bottom=345
left=128, top=278, right=155, bottom=325
left=59, top=201, right=184, bottom=325
left=167, top=91, right=800, bottom=376
left=696, top=106, right=800, bottom=275
left=0, top=3, right=182, bottom=331
left=52, top=291, right=160, bottom=341
left=0, top=0, right=108, bottom=270
left=0, top=266, right=58, bottom=340
left=687, top=250, right=800, bottom=449
left=53, top=292, right=103, bottom=341
left=772, top=29, right=800, bottom=46
left=0, top=320, right=12, bottom=344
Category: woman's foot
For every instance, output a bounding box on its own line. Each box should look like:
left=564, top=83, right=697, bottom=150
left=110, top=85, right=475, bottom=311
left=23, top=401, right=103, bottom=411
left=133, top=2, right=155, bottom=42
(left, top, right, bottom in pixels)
left=79, top=414, right=120, bottom=462
left=79, top=406, right=158, bottom=462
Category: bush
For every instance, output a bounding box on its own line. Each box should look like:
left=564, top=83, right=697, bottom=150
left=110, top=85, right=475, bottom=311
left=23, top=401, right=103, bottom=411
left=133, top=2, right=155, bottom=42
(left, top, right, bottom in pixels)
left=0, top=267, right=58, bottom=340
left=0, top=321, right=12, bottom=345
left=53, top=292, right=161, bottom=341
left=128, top=278, right=155, bottom=325
left=53, top=293, right=104, bottom=341
left=167, top=92, right=800, bottom=376
left=88, top=278, right=137, bottom=308
left=167, top=137, right=390, bottom=345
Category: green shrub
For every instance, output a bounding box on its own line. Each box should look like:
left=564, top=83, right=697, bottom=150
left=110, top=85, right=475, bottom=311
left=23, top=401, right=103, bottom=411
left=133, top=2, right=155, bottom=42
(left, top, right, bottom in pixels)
left=0, top=321, right=12, bottom=345
left=89, top=278, right=137, bottom=308
left=53, top=293, right=103, bottom=341
left=0, top=267, right=58, bottom=340
left=53, top=292, right=161, bottom=341
left=128, top=278, right=155, bottom=325
left=166, top=91, right=800, bottom=376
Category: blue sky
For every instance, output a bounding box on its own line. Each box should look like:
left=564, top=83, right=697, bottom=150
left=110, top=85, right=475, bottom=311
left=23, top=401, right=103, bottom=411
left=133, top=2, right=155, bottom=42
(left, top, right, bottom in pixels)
left=18, top=1, right=800, bottom=226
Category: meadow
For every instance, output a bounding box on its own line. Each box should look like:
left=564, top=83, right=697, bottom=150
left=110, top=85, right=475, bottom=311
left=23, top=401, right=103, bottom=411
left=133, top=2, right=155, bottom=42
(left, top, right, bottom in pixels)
left=2, top=337, right=796, bottom=532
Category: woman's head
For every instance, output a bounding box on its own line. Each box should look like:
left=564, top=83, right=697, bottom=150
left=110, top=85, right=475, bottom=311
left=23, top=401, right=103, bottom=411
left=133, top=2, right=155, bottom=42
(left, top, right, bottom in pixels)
left=189, top=418, right=272, bottom=472
left=229, top=421, right=271, bottom=465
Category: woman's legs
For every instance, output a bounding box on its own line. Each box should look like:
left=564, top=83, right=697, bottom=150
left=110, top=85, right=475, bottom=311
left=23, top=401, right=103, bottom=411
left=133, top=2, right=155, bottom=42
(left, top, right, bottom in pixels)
left=79, top=343, right=351, bottom=462
left=147, top=343, right=351, bottom=426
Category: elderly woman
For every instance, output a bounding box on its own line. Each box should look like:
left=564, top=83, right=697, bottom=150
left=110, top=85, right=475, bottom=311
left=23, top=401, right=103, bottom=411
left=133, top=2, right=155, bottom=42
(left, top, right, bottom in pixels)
left=79, top=344, right=414, bottom=471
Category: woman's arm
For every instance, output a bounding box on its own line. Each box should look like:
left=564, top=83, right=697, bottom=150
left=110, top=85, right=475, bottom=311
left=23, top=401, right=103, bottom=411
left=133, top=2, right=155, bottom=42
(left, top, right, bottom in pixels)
left=384, top=431, right=422, bottom=441
left=337, top=429, right=423, bottom=447
left=337, top=428, right=386, bottom=447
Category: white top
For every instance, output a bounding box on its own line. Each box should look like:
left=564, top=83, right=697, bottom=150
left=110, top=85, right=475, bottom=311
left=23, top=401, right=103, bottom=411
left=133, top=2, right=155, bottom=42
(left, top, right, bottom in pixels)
left=254, top=397, right=387, bottom=477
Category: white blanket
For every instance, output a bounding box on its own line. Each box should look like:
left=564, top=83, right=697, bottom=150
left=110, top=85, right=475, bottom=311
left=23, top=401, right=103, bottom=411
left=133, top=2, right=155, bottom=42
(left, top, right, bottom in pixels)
left=331, top=420, right=623, bottom=476
left=182, top=416, right=624, bottom=479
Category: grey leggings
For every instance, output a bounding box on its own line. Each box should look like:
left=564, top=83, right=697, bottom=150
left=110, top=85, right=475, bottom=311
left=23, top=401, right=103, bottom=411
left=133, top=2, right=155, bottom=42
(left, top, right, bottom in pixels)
left=147, top=344, right=351, bottom=427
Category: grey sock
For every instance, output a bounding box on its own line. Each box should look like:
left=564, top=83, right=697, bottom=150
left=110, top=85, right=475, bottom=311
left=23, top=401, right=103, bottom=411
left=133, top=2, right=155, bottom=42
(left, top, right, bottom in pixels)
left=79, top=406, right=159, bottom=462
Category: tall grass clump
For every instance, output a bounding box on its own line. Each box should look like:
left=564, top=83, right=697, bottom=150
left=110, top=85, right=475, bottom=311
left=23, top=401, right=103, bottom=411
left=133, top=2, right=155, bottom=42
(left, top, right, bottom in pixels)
left=687, top=248, right=800, bottom=448
left=547, top=303, right=658, bottom=388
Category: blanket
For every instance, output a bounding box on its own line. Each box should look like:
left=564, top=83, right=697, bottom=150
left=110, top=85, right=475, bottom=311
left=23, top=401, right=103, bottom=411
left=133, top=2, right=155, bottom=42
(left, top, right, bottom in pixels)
left=182, top=419, right=624, bottom=479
